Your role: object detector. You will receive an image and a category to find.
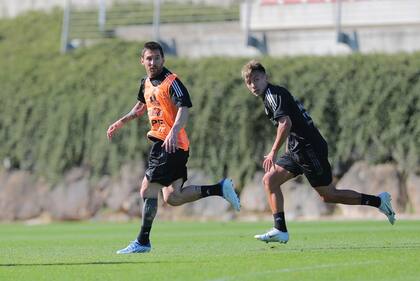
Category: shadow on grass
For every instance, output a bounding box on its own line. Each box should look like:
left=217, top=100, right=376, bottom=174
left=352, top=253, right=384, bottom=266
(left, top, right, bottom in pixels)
left=267, top=243, right=420, bottom=252
left=0, top=260, right=194, bottom=267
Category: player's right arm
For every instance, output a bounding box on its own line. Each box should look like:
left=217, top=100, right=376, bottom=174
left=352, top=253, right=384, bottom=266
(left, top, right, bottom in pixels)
left=107, top=101, right=146, bottom=140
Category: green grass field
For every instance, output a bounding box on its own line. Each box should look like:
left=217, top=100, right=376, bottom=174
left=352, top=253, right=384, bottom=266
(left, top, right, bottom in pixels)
left=1, top=220, right=419, bottom=281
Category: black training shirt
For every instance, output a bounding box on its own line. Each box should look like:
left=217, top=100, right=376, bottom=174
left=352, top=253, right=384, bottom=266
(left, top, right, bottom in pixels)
left=261, top=83, right=327, bottom=153
left=137, top=67, right=192, bottom=108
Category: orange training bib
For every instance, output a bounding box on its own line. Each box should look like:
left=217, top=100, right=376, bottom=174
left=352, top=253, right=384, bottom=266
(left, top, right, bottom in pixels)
left=143, top=74, right=190, bottom=151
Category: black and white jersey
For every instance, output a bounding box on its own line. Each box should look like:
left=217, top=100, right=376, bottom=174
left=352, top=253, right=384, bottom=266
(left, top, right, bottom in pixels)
left=137, top=67, right=192, bottom=108
left=262, top=83, right=327, bottom=153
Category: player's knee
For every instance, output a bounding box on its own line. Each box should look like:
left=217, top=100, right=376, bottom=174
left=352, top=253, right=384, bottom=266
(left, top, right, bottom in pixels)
left=164, top=192, right=183, bottom=206
left=139, top=178, right=149, bottom=198
left=320, top=194, right=333, bottom=203
left=262, top=174, right=270, bottom=190
left=262, top=173, right=277, bottom=191
left=319, top=190, right=338, bottom=203
left=140, top=187, right=147, bottom=199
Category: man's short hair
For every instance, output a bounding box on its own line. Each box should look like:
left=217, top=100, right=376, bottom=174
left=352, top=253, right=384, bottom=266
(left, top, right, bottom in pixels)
left=241, top=60, right=266, bottom=80
left=141, top=41, right=164, bottom=58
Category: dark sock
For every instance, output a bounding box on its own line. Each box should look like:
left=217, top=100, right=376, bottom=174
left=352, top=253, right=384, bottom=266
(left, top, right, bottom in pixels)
left=137, top=197, right=158, bottom=245
left=361, top=194, right=381, bottom=208
left=273, top=212, right=287, bottom=232
left=200, top=183, right=223, bottom=198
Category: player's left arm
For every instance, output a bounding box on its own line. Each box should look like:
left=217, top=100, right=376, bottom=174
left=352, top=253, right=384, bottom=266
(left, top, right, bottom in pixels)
left=263, top=88, right=294, bottom=170
left=162, top=77, right=192, bottom=153
left=263, top=116, right=292, bottom=172
left=163, top=106, right=189, bottom=153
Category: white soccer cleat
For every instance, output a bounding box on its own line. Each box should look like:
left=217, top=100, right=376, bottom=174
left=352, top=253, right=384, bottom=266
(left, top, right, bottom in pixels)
left=116, top=240, right=151, bottom=254
left=378, top=192, right=396, bottom=225
left=254, top=228, right=289, bottom=244
left=220, top=178, right=241, bottom=211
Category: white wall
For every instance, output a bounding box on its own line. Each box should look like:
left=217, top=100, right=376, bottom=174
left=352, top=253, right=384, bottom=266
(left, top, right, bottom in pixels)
left=242, top=0, right=420, bottom=30
left=114, top=22, right=260, bottom=58
left=237, top=0, right=420, bottom=55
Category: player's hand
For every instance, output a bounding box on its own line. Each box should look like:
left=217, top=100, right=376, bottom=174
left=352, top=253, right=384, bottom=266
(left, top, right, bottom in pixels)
left=263, top=150, right=276, bottom=172
left=107, top=120, right=124, bottom=140
left=162, top=131, right=177, bottom=153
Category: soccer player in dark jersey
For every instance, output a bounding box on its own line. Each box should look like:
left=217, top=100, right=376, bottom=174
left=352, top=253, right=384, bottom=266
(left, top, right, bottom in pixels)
left=241, top=60, right=395, bottom=244
left=107, top=42, right=240, bottom=254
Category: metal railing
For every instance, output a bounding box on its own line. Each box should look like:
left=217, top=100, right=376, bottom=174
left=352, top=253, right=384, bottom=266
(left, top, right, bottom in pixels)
left=61, top=0, right=239, bottom=54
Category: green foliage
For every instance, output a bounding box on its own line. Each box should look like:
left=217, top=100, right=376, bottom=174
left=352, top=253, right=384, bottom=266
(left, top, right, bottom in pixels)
left=0, top=11, right=419, bottom=185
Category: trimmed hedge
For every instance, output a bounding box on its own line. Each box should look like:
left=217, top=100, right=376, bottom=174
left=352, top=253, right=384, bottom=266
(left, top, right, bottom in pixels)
left=0, top=11, right=419, bottom=185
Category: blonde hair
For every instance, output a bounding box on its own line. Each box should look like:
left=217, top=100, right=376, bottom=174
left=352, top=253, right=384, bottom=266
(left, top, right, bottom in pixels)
left=241, top=60, right=266, bottom=80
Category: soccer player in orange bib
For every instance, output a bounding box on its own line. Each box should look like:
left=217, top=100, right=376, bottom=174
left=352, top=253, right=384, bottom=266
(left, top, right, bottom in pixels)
left=107, top=42, right=240, bottom=254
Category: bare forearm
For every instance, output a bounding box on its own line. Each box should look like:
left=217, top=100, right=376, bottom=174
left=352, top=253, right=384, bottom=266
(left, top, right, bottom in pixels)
left=107, top=102, right=146, bottom=140
left=120, top=112, right=139, bottom=123
left=120, top=102, right=146, bottom=124
left=171, top=107, right=189, bottom=134
left=162, top=106, right=188, bottom=153
left=271, top=127, right=287, bottom=153
left=271, top=117, right=291, bottom=153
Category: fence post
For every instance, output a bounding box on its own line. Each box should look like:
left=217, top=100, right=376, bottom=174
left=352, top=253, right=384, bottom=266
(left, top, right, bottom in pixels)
left=98, top=0, right=106, bottom=33
left=244, top=0, right=267, bottom=54
left=60, top=0, right=71, bottom=54
left=336, top=0, right=359, bottom=52
left=153, top=0, right=161, bottom=41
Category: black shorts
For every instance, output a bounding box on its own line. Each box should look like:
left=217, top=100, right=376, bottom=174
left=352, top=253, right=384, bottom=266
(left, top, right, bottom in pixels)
left=145, top=138, right=189, bottom=186
left=276, top=146, right=332, bottom=187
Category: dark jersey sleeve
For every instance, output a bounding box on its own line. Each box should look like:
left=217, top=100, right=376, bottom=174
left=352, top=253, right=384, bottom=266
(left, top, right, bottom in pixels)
left=169, top=78, right=192, bottom=108
left=137, top=78, right=146, bottom=103
left=272, top=87, right=292, bottom=121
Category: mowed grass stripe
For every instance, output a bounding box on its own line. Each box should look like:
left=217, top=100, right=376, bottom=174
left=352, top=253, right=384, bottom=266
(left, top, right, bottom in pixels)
left=0, top=220, right=419, bottom=281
